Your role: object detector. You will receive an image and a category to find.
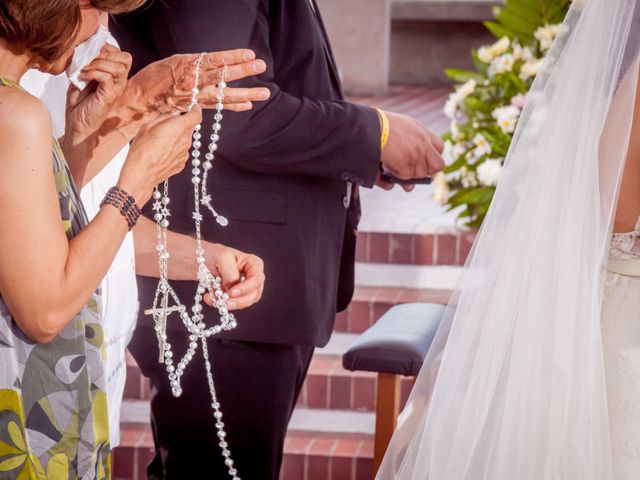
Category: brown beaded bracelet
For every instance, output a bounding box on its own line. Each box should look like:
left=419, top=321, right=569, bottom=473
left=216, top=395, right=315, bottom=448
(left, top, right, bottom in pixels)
left=100, top=186, right=142, bottom=230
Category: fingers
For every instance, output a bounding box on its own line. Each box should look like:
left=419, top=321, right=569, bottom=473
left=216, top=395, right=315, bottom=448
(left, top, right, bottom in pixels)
left=215, top=251, right=242, bottom=291
left=227, top=292, right=260, bottom=311
left=83, top=59, right=127, bottom=77
left=375, top=178, right=395, bottom=191
left=79, top=46, right=132, bottom=97
left=201, top=59, right=267, bottom=85
left=228, top=256, right=264, bottom=299
left=227, top=254, right=264, bottom=310
left=77, top=69, right=115, bottom=92
left=86, top=45, right=132, bottom=82
left=198, top=85, right=270, bottom=106
left=202, top=49, right=256, bottom=69
left=224, top=102, right=253, bottom=112
left=430, top=131, right=445, bottom=154
left=175, top=104, right=203, bottom=130
left=424, top=141, right=446, bottom=174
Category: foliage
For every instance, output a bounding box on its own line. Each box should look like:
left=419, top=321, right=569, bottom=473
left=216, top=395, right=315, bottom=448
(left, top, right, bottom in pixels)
left=434, top=0, right=571, bottom=227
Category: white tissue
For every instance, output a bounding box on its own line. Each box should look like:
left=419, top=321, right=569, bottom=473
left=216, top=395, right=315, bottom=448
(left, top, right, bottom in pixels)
left=67, top=25, right=119, bottom=91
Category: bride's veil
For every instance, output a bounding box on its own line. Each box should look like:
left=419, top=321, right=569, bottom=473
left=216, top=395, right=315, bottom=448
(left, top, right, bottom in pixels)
left=377, top=0, right=640, bottom=478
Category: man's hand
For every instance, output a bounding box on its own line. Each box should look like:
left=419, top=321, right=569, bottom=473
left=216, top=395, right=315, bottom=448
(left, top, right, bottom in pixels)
left=379, top=111, right=446, bottom=192
left=203, top=243, right=265, bottom=311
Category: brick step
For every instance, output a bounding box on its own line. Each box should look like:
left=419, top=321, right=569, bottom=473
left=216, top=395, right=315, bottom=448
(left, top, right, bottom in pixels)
left=299, top=345, right=414, bottom=413
left=280, top=431, right=373, bottom=480
left=336, top=285, right=451, bottom=334
left=125, top=346, right=415, bottom=415
left=113, top=403, right=375, bottom=480
left=356, top=231, right=475, bottom=266
left=124, top=280, right=452, bottom=402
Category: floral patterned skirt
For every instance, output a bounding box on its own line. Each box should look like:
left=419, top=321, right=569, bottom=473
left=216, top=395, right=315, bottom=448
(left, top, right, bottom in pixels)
left=0, top=299, right=110, bottom=480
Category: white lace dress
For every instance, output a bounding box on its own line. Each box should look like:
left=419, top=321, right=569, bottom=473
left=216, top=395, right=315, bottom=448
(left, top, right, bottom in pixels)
left=602, top=216, right=640, bottom=479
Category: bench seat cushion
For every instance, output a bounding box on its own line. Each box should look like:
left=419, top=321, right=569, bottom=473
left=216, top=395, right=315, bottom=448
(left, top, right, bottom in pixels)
left=343, top=303, right=445, bottom=376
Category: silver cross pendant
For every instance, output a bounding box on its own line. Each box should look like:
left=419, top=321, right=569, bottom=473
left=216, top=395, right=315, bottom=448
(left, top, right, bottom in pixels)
left=144, top=294, right=183, bottom=363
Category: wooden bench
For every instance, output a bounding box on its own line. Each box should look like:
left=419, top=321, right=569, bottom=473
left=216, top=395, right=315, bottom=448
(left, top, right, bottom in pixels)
left=342, top=303, right=446, bottom=477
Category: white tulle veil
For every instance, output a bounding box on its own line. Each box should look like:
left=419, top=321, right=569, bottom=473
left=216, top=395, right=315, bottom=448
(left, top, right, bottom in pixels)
left=377, top=0, right=640, bottom=478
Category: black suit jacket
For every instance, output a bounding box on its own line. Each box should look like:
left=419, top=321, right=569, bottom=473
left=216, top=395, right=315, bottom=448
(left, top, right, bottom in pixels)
left=111, top=0, right=381, bottom=347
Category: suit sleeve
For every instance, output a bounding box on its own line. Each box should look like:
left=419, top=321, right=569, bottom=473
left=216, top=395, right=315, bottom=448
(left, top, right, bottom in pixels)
left=113, top=0, right=382, bottom=188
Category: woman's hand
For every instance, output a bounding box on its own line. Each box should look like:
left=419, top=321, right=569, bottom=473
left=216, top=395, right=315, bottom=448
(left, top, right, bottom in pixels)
left=122, top=49, right=270, bottom=118
left=118, top=106, right=203, bottom=206
left=203, top=243, right=265, bottom=311
left=64, top=44, right=132, bottom=145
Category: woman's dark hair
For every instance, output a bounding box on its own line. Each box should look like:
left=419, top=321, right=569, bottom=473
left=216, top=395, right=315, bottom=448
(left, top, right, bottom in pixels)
left=89, top=0, right=147, bottom=14
left=0, top=0, right=82, bottom=63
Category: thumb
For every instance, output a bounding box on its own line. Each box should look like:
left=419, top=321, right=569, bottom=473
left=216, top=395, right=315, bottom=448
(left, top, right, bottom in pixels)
left=180, top=104, right=203, bottom=129
left=215, top=253, right=242, bottom=291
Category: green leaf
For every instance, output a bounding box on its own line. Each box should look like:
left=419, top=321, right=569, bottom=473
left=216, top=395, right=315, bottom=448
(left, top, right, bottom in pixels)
left=464, top=97, right=493, bottom=114
left=545, top=0, right=571, bottom=22
left=495, top=9, right=538, bottom=40
left=458, top=187, right=495, bottom=205
left=445, top=69, right=485, bottom=83
left=484, top=21, right=517, bottom=41
left=504, top=0, right=543, bottom=20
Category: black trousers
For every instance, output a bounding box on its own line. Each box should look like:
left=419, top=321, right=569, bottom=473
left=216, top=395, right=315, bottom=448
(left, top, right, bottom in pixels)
left=128, top=326, right=315, bottom=480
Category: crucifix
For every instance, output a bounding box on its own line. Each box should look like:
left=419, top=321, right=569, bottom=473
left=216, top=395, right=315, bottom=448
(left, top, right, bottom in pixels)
left=144, top=294, right=185, bottom=363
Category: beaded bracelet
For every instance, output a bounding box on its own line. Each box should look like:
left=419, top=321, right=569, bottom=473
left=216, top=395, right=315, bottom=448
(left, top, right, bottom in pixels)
left=100, top=186, right=142, bottom=230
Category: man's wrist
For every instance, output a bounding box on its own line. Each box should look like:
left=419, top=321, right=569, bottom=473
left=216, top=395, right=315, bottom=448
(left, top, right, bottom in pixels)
left=374, top=108, right=390, bottom=151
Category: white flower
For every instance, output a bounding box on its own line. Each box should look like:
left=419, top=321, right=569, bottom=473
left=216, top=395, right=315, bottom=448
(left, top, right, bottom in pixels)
left=489, top=53, right=515, bottom=76
left=477, top=37, right=510, bottom=63
left=510, top=93, right=527, bottom=108
left=458, top=79, right=477, bottom=98
left=433, top=172, right=451, bottom=205
left=443, top=140, right=454, bottom=162
left=471, top=133, right=491, bottom=162
left=443, top=80, right=477, bottom=119
left=444, top=95, right=459, bottom=118
left=519, top=59, right=544, bottom=81
left=512, top=44, right=533, bottom=62
left=476, top=159, right=504, bottom=186
left=534, top=24, right=561, bottom=51
left=450, top=120, right=461, bottom=140
left=460, top=167, right=479, bottom=188
left=492, top=105, right=521, bottom=134
left=452, top=142, right=467, bottom=159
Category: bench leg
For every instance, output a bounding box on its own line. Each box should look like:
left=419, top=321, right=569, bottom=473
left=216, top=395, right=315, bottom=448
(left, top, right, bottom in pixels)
left=373, top=372, right=401, bottom=478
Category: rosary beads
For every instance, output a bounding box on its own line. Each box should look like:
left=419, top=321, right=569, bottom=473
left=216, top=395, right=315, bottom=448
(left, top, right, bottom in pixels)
left=145, top=53, right=241, bottom=480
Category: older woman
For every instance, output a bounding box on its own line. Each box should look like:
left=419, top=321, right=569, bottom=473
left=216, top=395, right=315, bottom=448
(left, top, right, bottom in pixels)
left=20, top=1, right=271, bottom=452
left=0, top=1, right=265, bottom=478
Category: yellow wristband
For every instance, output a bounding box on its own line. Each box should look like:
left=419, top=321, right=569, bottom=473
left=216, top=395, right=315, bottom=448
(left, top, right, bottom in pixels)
left=375, top=108, right=390, bottom=150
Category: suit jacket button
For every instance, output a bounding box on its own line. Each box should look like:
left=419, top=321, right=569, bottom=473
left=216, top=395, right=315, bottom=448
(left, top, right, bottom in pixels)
left=340, top=172, right=350, bottom=182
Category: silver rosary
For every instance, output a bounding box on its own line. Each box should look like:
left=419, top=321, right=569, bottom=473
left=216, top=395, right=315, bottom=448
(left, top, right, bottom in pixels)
left=144, top=53, right=240, bottom=480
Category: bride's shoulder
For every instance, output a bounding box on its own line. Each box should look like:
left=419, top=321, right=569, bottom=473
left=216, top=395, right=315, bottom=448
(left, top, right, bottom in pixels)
left=0, top=87, right=51, bottom=139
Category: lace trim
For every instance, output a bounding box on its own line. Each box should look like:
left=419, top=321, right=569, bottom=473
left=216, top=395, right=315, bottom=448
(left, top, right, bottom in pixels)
left=610, top=215, right=640, bottom=261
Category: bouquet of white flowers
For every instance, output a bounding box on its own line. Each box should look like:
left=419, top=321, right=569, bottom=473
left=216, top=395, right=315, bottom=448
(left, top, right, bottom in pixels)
left=435, top=0, right=571, bottom=227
